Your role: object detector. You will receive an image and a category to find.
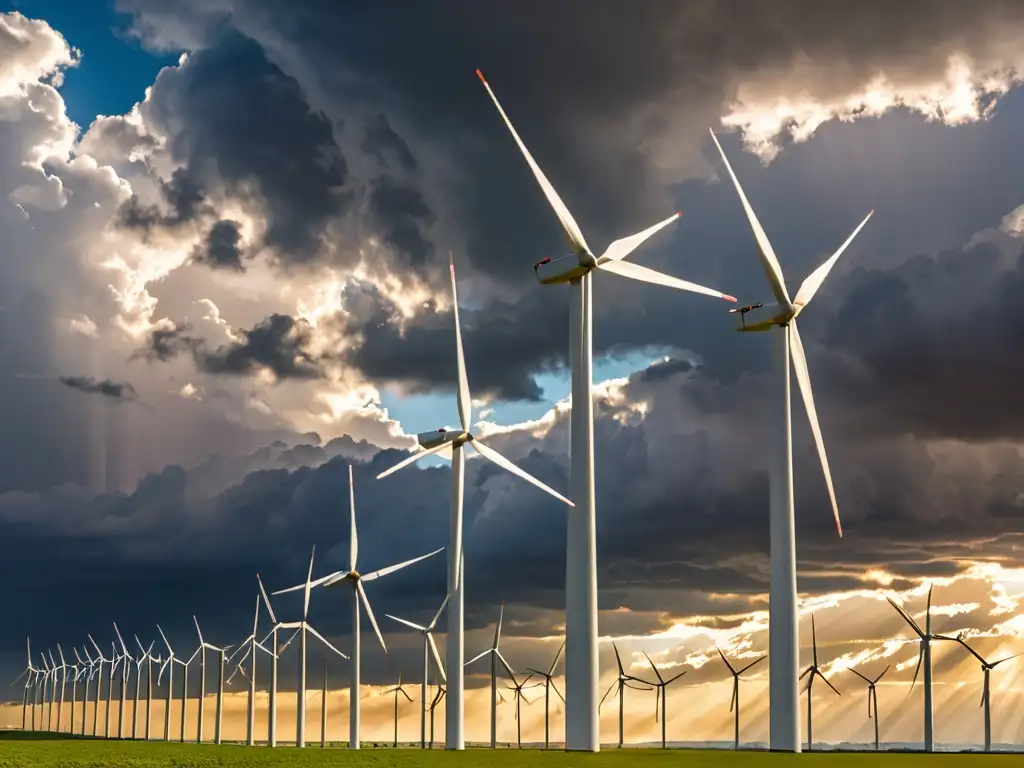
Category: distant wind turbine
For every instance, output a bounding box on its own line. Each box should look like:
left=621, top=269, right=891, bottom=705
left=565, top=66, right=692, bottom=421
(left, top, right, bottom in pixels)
left=226, top=591, right=277, bottom=746
left=506, top=670, right=541, bottom=749
left=527, top=641, right=565, bottom=749
left=273, top=472, right=439, bottom=750
left=377, top=255, right=573, bottom=752
left=385, top=594, right=449, bottom=749
left=710, top=129, right=872, bottom=752
left=599, top=642, right=652, bottom=749
left=716, top=647, right=766, bottom=750
left=271, top=546, right=350, bottom=748
left=800, top=615, right=841, bottom=752
left=466, top=602, right=514, bottom=749
left=113, top=623, right=133, bottom=739
left=631, top=652, right=687, bottom=749
left=384, top=670, right=413, bottom=748
left=192, top=616, right=230, bottom=744
left=848, top=664, right=890, bottom=751
left=947, top=632, right=1021, bottom=753
left=156, top=625, right=186, bottom=742
left=13, top=638, right=38, bottom=731
left=886, top=585, right=942, bottom=752
left=87, top=635, right=115, bottom=738
left=79, top=647, right=96, bottom=736
left=53, top=647, right=67, bottom=733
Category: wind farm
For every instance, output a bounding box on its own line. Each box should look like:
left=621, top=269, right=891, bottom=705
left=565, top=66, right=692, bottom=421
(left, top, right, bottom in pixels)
left=4, top=3, right=1024, bottom=766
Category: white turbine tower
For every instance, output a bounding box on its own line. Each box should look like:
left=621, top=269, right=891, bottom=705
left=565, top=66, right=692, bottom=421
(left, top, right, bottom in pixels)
left=476, top=72, right=737, bottom=751
left=113, top=623, right=133, bottom=739
left=156, top=625, right=185, bottom=742
left=377, top=254, right=575, bottom=750
left=226, top=591, right=277, bottom=746
left=708, top=128, right=873, bottom=753
left=87, top=635, right=114, bottom=738
left=55, top=645, right=67, bottom=733
left=276, top=468, right=442, bottom=750
left=385, top=594, right=449, bottom=748
left=271, top=547, right=350, bottom=748
left=192, top=616, right=230, bottom=744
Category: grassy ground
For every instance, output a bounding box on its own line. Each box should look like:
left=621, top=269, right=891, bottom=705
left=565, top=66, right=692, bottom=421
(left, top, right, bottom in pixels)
left=0, top=733, right=1016, bottom=767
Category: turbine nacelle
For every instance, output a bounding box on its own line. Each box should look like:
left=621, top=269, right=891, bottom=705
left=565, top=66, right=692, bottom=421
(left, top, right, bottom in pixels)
left=533, top=253, right=595, bottom=285
left=730, top=301, right=794, bottom=331
left=416, top=428, right=469, bottom=450
left=323, top=571, right=359, bottom=589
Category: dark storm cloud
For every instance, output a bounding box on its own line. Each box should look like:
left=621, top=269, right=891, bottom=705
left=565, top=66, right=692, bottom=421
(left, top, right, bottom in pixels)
left=58, top=375, right=138, bottom=402
left=115, top=167, right=210, bottom=233
left=140, top=31, right=349, bottom=264
left=193, top=219, right=245, bottom=271
left=360, top=114, right=417, bottom=174
left=367, top=174, right=435, bottom=270
left=135, top=315, right=326, bottom=382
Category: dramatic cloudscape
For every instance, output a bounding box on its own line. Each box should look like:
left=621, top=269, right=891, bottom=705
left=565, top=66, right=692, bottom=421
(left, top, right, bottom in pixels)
left=3, top=0, right=1024, bottom=748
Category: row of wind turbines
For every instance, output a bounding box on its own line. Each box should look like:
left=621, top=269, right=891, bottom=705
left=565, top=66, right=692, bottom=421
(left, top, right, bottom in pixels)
left=14, top=573, right=1019, bottom=751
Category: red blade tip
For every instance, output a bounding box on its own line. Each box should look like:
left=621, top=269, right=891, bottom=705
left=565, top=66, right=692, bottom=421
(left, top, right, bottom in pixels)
left=475, top=69, right=486, bottom=83
left=723, top=294, right=738, bottom=302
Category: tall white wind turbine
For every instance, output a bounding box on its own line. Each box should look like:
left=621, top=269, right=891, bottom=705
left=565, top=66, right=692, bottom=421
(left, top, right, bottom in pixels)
left=377, top=254, right=574, bottom=751
left=947, top=632, right=1021, bottom=753
left=886, top=585, right=939, bottom=752
left=477, top=73, right=737, bottom=751
left=156, top=625, right=186, bottom=743
left=385, top=594, right=449, bottom=748
left=709, top=128, right=872, bottom=753
left=129, top=636, right=151, bottom=739
left=275, top=471, right=440, bottom=750
left=271, top=547, right=349, bottom=748
left=466, top=602, right=514, bottom=749
left=87, top=635, right=114, bottom=738
left=226, top=591, right=277, bottom=745
left=526, top=641, right=566, bottom=750
left=14, top=638, right=37, bottom=731
left=113, top=623, right=133, bottom=739
left=134, top=635, right=158, bottom=740
left=192, top=616, right=229, bottom=744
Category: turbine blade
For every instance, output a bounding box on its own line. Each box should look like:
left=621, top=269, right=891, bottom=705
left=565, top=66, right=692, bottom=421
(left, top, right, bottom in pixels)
left=874, top=664, right=891, bottom=684
left=476, top=69, right=591, bottom=255
left=613, top=642, right=625, bottom=675
left=738, top=655, right=766, bottom=675
left=193, top=616, right=203, bottom=646
left=550, top=679, right=565, bottom=703
left=303, top=545, right=316, bottom=620
left=465, top=648, right=491, bottom=667
left=376, top=442, right=450, bottom=480
left=886, top=596, right=925, bottom=637
left=361, top=546, right=444, bottom=582
left=730, top=679, right=737, bottom=713
left=306, top=625, right=349, bottom=660
left=469, top=438, right=574, bottom=506
left=599, top=680, right=617, bottom=710
left=992, top=652, right=1024, bottom=667
left=595, top=213, right=680, bottom=265
left=496, top=650, right=515, bottom=679
left=349, top=464, right=358, bottom=571
left=716, top=646, right=737, bottom=675
left=790, top=321, right=842, bottom=536
left=385, top=615, right=427, bottom=633
left=812, top=615, right=819, bottom=667
left=793, top=210, right=873, bottom=308
left=549, top=640, right=565, bottom=675
left=428, top=593, right=450, bottom=632
left=427, top=634, right=445, bottom=684
left=598, top=258, right=736, bottom=302
left=642, top=652, right=664, bottom=684
left=495, top=603, right=505, bottom=649
left=849, top=667, right=872, bottom=684
left=822, top=674, right=842, bottom=697
left=909, top=646, right=924, bottom=696
left=356, top=581, right=387, bottom=655
left=708, top=128, right=791, bottom=306
left=449, top=253, right=473, bottom=432
left=257, top=574, right=279, bottom=624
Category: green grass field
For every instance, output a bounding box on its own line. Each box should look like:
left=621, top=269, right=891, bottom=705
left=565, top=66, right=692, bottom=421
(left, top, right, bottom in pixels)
left=0, top=733, right=1016, bottom=768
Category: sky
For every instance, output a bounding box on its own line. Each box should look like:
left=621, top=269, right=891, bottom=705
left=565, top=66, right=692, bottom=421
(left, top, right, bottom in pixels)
left=3, top=0, right=1024, bottom=749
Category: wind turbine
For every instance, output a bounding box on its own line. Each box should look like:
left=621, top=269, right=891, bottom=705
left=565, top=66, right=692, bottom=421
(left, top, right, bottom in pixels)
left=87, top=635, right=114, bottom=738
left=716, top=647, right=766, bottom=750
left=631, top=652, right=687, bottom=749
left=377, top=256, right=574, bottom=752
left=157, top=624, right=198, bottom=743
left=385, top=594, right=449, bottom=749
left=13, top=638, right=38, bottom=731
left=65, top=646, right=82, bottom=734
left=384, top=671, right=413, bottom=748
left=527, top=641, right=565, bottom=749
left=135, top=635, right=158, bottom=740
left=708, top=131, right=872, bottom=752
left=46, top=650, right=58, bottom=731
left=947, top=632, right=1021, bottom=753
left=226, top=591, right=277, bottom=746
left=506, top=670, right=541, bottom=749
left=273, top=476, right=440, bottom=750
left=74, top=648, right=93, bottom=736
left=192, top=616, right=230, bottom=744
left=428, top=674, right=446, bottom=749
left=271, top=546, right=350, bottom=748
left=599, top=642, right=652, bottom=748
left=129, top=636, right=152, bottom=739
left=51, top=647, right=67, bottom=732
left=113, top=623, right=134, bottom=739
left=477, top=71, right=736, bottom=753
left=799, top=615, right=841, bottom=752
left=848, top=664, right=889, bottom=751
left=466, top=602, right=515, bottom=749
left=886, top=585, right=942, bottom=752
